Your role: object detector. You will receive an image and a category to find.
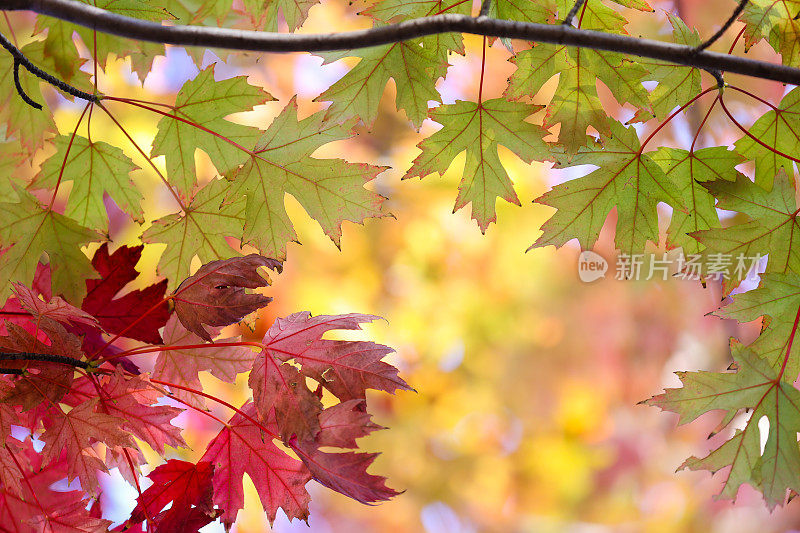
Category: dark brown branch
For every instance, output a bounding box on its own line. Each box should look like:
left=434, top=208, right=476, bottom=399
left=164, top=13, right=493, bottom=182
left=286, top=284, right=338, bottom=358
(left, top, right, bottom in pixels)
left=562, top=0, right=587, bottom=26
left=4, top=0, right=800, bottom=86
left=695, top=0, right=749, bottom=53
left=478, top=0, right=491, bottom=18
left=0, top=351, right=90, bottom=369
left=0, top=29, right=98, bottom=103
left=0, top=368, right=24, bottom=375
left=13, top=60, right=42, bottom=109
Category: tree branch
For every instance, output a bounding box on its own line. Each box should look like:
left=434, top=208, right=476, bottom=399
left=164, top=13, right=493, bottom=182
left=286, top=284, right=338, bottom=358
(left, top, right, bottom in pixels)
left=562, top=0, right=587, bottom=26
left=0, top=351, right=90, bottom=369
left=5, top=0, right=800, bottom=86
left=694, top=0, right=749, bottom=53
left=0, top=29, right=98, bottom=104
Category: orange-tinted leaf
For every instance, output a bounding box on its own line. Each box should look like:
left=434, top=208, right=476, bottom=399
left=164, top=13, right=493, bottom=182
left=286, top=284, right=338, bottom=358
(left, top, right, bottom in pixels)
left=173, top=254, right=281, bottom=341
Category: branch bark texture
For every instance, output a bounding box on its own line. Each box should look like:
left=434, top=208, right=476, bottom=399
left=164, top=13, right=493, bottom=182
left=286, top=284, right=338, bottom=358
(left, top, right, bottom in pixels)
left=5, top=0, right=800, bottom=86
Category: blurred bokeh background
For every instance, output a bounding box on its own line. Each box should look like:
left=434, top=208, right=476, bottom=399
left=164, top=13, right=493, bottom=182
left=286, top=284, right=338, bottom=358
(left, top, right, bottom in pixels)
left=5, top=0, right=800, bottom=530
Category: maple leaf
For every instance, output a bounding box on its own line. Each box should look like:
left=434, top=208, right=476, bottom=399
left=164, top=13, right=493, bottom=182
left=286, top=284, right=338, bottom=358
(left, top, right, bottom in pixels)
left=0, top=190, right=101, bottom=303
left=155, top=316, right=257, bottom=409
left=716, top=273, right=800, bottom=378
left=646, top=341, right=800, bottom=509
left=228, top=99, right=387, bottom=259
left=650, top=146, right=743, bottom=254
left=31, top=134, right=142, bottom=231
left=173, top=254, right=279, bottom=341
left=0, top=320, right=81, bottom=411
left=250, top=353, right=323, bottom=442
left=505, top=1, right=650, bottom=153
left=694, top=171, right=800, bottom=282
left=733, top=87, right=800, bottom=189
left=740, top=0, right=800, bottom=66
left=143, top=178, right=246, bottom=288
left=294, top=440, right=400, bottom=504
left=241, top=0, right=319, bottom=31
left=12, top=282, right=97, bottom=328
left=68, top=370, right=186, bottom=455
left=151, top=65, right=273, bottom=196
left=258, top=312, right=412, bottom=401
left=316, top=41, right=445, bottom=129
left=129, top=459, right=218, bottom=530
left=0, top=138, right=26, bottom=203
left=40, top=398, right=134, bottom=495
left=404, top=99, right=549, bottom=232
left=316, top=0, right=470, bottom=129
left=81, top=243, right=170, bottom=344
left=532, top=122, right=684, bottom=255
left=0, top=38, right=56, bottom=153
left=0, top=440, right=111, bottom=532
left=201, top=401, right=311, bottom=527
left=36, top=0, right=173, bottom=80
left=316, top=399, right=384, bottom=448
left=628, top=13, right=701, bottom=121
left=0, top=263, right=52, bottom=337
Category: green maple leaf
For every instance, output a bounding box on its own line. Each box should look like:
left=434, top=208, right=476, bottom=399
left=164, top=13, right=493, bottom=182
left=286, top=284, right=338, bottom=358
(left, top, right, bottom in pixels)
left=741, top=0, right=800, bottom=66
left=316, top=39, right=445, bottom=129
left=651, top=146, right=743, bottom=254
left=228, top=98, right=387, bottom=260
left=0, top=191, right=101, bottom=302
left=0, top=138, right=25, bottom=203
left=316, top=0, right=469, bottom=129
left=717, top=273, right=800, bottom=377
left=242, top=0, right=319, bottom=31
left=532, top=122, right=683, bottom=255
left=694, top=171, right=800, bottom=278
left=404, top=98, right=549, bottom=232
left=0, top=39, right=56, bottom=154
left=31, top=135, right=142, bottom=231
left=151, top=65, right=273, bottom=197
left=629, top=13, right=701, bottom=121
left=143, top=178, right=245, bottom=290
left=647, top=342, right=800, bottom=509
left=37, top=0, right=174, bottom=80
left=734, top=87, right=800, bottom=190
left=506, top=1, right=650, bottom=154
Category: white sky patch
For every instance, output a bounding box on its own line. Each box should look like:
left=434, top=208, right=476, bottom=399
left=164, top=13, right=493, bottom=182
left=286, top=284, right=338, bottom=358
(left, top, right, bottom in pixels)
left=144, top=47, right=199, bottom=94
left=758, top=415, right=770, bottom=455
left=294, top=54, right=348, bottom=99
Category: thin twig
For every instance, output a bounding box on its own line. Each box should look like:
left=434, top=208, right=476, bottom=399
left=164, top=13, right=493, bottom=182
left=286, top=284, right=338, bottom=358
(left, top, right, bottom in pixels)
left=478, top=0, right=491, bottom=18
left=12, top=59, right=42, bottom=109
left=5, top=0, right=800, bottom=85
left=695, top=0, right=749, bottom=53
left=0, top=28, right=98, bottom=104
left=0, top=351, right=90, bottom=369
left=563, top=0, right=587, bottom=26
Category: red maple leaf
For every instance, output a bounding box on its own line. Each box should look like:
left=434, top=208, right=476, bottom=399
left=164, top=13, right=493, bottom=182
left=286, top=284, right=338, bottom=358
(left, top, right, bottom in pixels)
left=40, top=398, right=134, bottom=495
left=258, top=312, right=412, bottom=401
left=0, top=321, right=81, bottom=411
left=201, top=401, right=311, bottom=527
left=316, top=399, right=384, bottom=448
left=0, top=439, right=111, bottom=532
left=173, top=254, right=281, bottom=341
left=82, top=244, right=170, bottom=344
left=294, top=440, right=400, bottom=505
left=66, top=369, right=185, bottom=455
left=154, top=316, right=256, bottom=409
left=0, top=263, right=51, bottom=337
left=12, top=282, right=97, bottom=329
left=130, top=459, right=218, bottom=531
